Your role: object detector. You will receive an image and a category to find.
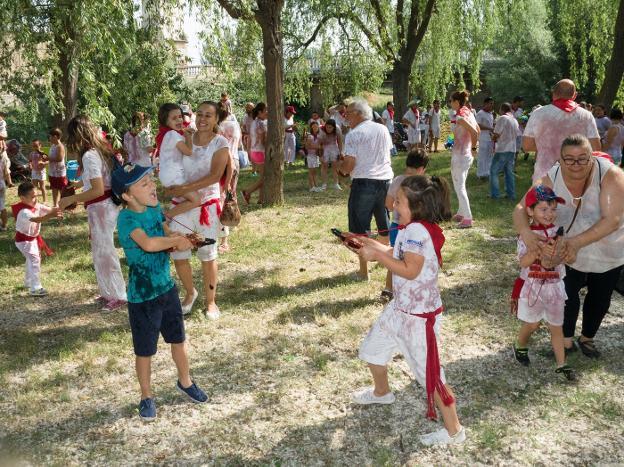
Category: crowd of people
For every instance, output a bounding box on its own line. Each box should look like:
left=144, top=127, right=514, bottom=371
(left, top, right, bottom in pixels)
left=1, top=79, right=623, bottom=445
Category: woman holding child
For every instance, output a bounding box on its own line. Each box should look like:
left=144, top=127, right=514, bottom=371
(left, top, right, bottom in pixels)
left=165, top=101, right=230, bottom=320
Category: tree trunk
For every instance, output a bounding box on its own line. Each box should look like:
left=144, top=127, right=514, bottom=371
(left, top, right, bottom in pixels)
left=52, top=4, right=79, bottom=129
left=257, top=0, right=285, bottom=206
left=57, top=50, right=79, bottom=129
left=392, top=62, right=410, bottom=122
left=596, top=0, right=624, bottom=109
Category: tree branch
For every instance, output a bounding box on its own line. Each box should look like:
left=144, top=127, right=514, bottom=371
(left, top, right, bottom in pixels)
left=401, top=0, right=436, bottom=66
left=342, top=11, right=393, bottom=62
left=369, top=0, right=396, bottom=61
left=215, top=0, right=253, bottom=20
left=396, top=0, right=405, bottom=47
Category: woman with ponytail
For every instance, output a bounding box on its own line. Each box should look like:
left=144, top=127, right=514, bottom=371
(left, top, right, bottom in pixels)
left=449, top=90, right=480, bottom=228
left=59, top=115, right=127, bottom=312
left=241, top=102, right=268, bottom=204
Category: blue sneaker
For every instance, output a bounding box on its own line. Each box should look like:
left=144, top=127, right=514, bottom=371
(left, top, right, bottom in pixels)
left=138, top=398, right=156, bottom=422
left=176, top=380, right=208, bottom=403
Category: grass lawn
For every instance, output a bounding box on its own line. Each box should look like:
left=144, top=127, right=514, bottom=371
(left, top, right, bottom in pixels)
left=1, top=149, right=623, bottom=465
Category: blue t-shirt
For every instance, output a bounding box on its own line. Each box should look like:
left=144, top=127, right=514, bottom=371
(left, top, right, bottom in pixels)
left=117, top=205, right=174, bottom=303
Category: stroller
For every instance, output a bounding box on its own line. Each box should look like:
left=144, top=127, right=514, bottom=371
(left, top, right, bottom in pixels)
left=393, top=122, right=408, bottom=151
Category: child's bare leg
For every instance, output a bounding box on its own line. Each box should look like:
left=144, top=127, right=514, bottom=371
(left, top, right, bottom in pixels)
left=308, top=168, right=314, bottom=188
left=358, top=256, right=368, bottom=279
left=0, top=209, right=7, bottom=228
left=332, top=163, right=340, bottom=184
left=321, top=161, right=328, bottom=185
left=548, top=324, right=566, bottom=366
left=136, top=356, right=152, bottom=399
left=36, top=181, right=46, bottom=203
left=171, top=342, right=192, bottom=387
left=201, top=259, right=218, bottom=312
left=385, top=270, right=392, bottom=291
left=52, top=188, right=60, bottom=207
left=435, top=385, right=461, bottom=435
left=173, top=259, right=195, bottom=305
left=517, top=321, right=540, bottom=347
left=368, top=363, right=391, bottom=396
left=168, top=190, right=201, bottom=218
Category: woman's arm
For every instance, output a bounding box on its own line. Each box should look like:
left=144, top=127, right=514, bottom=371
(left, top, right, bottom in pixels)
left=519, top=250, right=539, bottom=268
left=31, top=207, right=62, bottom=223
left=458, top=118, right=480, bottom=145
left=165, top=147, right=230, bottom=197
left=58, top=177, right=105, bottom=210
left=602, top=126, right=617, bottom=150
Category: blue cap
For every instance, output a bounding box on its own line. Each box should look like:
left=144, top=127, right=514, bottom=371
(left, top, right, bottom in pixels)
left=111, top=163, right=154, bottom=198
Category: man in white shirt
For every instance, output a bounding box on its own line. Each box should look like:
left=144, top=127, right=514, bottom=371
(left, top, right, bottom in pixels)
left=401, top=101, right=420, bottom=151
left=339, top=98, right=394, bottom=280
left=490, top=103, right=520, bottom=199
left=476, top=97, right=495, bottom=178
left=523, top=79, right=600, bottom=181
left=429, top=100, right=441, bottom=152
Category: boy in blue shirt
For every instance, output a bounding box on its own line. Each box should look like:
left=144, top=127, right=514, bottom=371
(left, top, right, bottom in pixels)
left=112, top=163, right=208, bottom=421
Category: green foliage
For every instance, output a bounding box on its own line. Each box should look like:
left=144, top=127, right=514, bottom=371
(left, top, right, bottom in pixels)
left=3, top=98, right=54, bottom=144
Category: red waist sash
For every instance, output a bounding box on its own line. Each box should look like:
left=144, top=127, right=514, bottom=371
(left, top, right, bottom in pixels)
left=84, top=189, right=112, bottom=208
left=172, top=198, right=222, bottom=226
left=15, top=232, right=54, bottom=256
left=397, top=305, right=455, bottom=419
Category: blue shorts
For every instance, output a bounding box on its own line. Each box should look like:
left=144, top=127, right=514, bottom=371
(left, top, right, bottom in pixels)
left=128, top=285, right=186, bottom=357
left=389, top=222, right=400, bottom=246
left=348, top=178, right=390, bottom=236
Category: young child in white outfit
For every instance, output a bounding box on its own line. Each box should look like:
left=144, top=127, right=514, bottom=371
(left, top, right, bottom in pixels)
left=29, top=139, right=48, bottom=204
left=155, top=103, right=200, bottom=219
left=12, top=181, right=61, bottom=296
left=511, top=185, right=575, bottom=381
left=306, top=121, right=322, bottom=192
left=348, top=174, right=465, bottom=447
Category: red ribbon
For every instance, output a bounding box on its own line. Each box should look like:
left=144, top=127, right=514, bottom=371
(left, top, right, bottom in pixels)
left=552, top=99, right=579, bottom=113
left=11, top=202, right=54, bottom=256
left=84, top=189, right=112, bottom=208
left=398, top=306, right=454, bottom=419
left=154, top=125, right=184, bottom=157
left=172, top=197, right=221, bottom=226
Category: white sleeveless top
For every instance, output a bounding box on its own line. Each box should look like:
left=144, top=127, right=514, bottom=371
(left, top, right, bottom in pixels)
left=548, top=157, right=624, bottom=273
left=605, top=123, right=624, bottom=162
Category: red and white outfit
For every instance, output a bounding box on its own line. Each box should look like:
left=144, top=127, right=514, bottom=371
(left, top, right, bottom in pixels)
left=359, top=222, right=454, bottom=419
left=123, top=130, right=152, bottom=167
left=524, top=101, right=599, bottom=181
left=306, top=133, right=320, bottom=168
left=250, top=119, right=267, bottom=164
left=516, top=225, right=567, bottom=325
left=403, top=108, right=420, bottom=145
left=48, top=144, right=68, bottom=190
left=451, top=106, right=477, bottom=220
left=13, top=202, right=53, bottom=291
left=169, top=135, right=229, bottom=262
left=284, top=116, right=297, bottom=164
left=82, top=149, right=127, bottom=301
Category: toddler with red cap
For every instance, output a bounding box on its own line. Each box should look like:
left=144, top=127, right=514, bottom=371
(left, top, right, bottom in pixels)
left=511, top=184, right=576, bottom=380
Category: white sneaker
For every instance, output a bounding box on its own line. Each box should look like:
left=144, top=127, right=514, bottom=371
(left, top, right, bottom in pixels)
left=333, top=183, right=342, bottom=191
left=309, top=187, right=318, bottom=192
left=30, top=287, right=48, bottom=297
left=204, top=306, right=221, bottom=320
left=320, top=184, right=327, bottom=191
left=419, top=426, right=466, bottom=446
left=181, top=289, right=198, bottom=315
left=351, top=387, right=395, bottom=405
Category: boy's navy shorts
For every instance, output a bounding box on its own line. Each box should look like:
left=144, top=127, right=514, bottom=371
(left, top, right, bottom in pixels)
left=128, top=285, right=186, bottom=357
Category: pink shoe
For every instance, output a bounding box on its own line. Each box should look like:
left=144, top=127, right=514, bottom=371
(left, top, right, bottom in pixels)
left=458, top=219, right=473, bottom=229
left=102, top=299, right=127, bottom=312
left=452, top=214, right=464, bottom=222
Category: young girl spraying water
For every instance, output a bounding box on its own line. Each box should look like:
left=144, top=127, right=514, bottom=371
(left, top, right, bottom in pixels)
left=511, top=185, right=575, bottom=380
left=59, top=115, right=127, bottom=312
left=155, top=103, right=201, bottom=218
left=349, top=175, right=465, bottom=446
left=306, top=121, right=322, bottom=191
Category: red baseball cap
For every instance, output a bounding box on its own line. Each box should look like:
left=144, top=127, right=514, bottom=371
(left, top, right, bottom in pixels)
left=525, top=185, right=565, bottom=207
left=285, top=105, right=297, bottom=114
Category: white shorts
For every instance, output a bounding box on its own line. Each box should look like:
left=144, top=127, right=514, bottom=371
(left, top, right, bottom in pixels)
left=307, top=155, right=320, bottom=169
left=169, top=203, right=219, bottom=262
left=517, top=298, right=565, bottom=326
left=31, top=170, right=46, bottom=181
left=359, top=302, right=446, bottom=389
left=431, top=127, right=440, bottom=138
left=159, top=165, right=186, bottom=187
left=323, top=147, right=340, bottom=163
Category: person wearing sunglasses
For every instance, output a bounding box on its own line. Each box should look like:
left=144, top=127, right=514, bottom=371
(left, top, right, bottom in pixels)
left=513, top=134, right=624, bottom=360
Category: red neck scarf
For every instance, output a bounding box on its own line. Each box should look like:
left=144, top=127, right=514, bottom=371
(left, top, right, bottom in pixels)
left=387, top=109, right=394, bottom=121
left=552, top=98, right=579, bottom=113
left=154, top=125, right=184, bottom=157
left=11, top=202, right=53, bottom=256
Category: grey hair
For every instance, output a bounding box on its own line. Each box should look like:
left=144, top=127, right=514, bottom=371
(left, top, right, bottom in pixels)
left=560, top=134, right=592, bottom=157
left=348, top=98, right=373, bottom=121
